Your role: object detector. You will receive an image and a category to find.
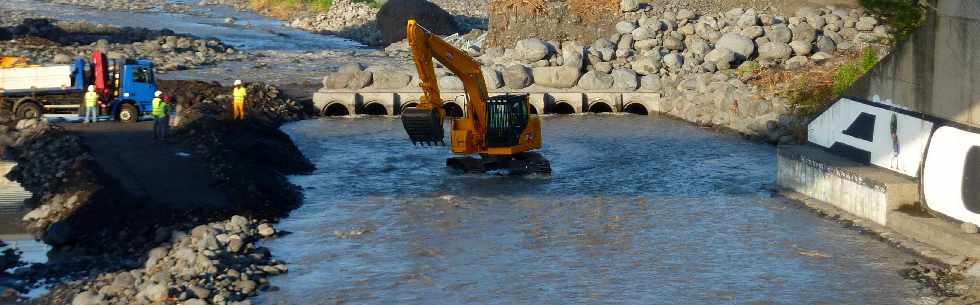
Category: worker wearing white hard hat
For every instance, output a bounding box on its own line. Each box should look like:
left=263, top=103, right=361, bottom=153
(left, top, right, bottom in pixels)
left=152, top=90, right=169, bottom=140
left=232, top=80, right=247, bottom=120
left=83, top=85, right=99, bottom=123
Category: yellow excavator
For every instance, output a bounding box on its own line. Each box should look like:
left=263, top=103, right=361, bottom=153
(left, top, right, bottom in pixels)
left=0, top=57, right=30, bottom=68
left=401, top=20, right=551, bottom=175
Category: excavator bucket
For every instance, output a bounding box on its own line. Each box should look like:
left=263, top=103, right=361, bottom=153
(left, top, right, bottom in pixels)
left=401, top=107, right=444, bottom=146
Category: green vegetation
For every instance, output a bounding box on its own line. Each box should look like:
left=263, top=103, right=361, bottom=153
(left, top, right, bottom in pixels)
left=249, top=0, right=383, bottom=18
left=736, top=61, right=762, bottom=78
left=784, top=48, right=880, bottom=138
left=859, top=0, right=926, bottom=44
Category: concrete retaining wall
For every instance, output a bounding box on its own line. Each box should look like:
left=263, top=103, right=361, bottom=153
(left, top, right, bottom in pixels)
left=777, top=145, right=919, bottom=225
left=846, top=0, right=980, bottom=128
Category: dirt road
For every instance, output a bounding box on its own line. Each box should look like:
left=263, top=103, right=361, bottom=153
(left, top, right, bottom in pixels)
left=62, top=121, right=228, bottom=211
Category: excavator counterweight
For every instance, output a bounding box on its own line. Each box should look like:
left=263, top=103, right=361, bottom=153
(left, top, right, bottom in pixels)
left=401, top=20, right=551, bottom=175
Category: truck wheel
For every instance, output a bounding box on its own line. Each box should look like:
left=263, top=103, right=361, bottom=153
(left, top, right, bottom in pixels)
left=119, top=104, right=139, bottom=123
left=15, top=103, right=41, bottom=120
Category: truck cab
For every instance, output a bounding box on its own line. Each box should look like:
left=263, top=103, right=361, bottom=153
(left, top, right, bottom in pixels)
left=111, top=60, right=158, bottom=122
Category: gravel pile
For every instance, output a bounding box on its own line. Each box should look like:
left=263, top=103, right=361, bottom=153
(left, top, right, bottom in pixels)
left=47, top=216, right=285, bottom=305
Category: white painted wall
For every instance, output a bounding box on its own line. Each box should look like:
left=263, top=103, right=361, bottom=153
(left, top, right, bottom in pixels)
left=808, top=98, right=934, bottom=177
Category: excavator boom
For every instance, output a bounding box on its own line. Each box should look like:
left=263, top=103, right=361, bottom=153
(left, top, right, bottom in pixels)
left=401, top=20, right=550, bottom=175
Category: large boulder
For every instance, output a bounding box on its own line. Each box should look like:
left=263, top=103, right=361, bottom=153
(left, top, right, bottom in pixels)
left=531, top=66, right=581, bottom=89
left=705, top=48, right=736, bottom=70
left=789, top=40, right=812, bottom=56
left=757, top=42, right=793, bottom=61
left=765, top=24, right=792, bottom=44
left=482, top=67, right=503, bottom=89
left=611, top=69, right=638, bottom=91
left=373, top=71, right=412, bottom=89
left=716, top=33, right=755, bottom=61
left=377, top=0, right=459, bottom=45
left=790, top=23, right=817, bottom=43
left=631, top=55, right=661, bottom=75
left=514, top=38, right=551, bottom=63
left=815, top=36, right=837, bottom=54
left=578, top=71, right=615, bottom=90
left=502, top=64, right=532, bottom=90
left=561, top=43, right=585, bottom=70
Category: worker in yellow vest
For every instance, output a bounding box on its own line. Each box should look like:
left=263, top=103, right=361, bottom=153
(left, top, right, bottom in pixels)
left=152, top=91, right=169, bottom=140
left=232, top=80, right=247, bottom=120
left=83, top=85, right=99, bottom=123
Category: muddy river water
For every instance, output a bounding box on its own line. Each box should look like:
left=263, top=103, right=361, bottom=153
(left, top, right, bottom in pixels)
left=265, top=115, right=935, bottom=305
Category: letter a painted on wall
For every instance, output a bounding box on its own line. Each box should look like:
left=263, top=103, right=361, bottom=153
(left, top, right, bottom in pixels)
left=808, top=98, right=934, bottom=177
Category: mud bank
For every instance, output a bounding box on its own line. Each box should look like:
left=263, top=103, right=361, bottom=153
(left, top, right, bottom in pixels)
left=1, top=81, right=315, bottom=303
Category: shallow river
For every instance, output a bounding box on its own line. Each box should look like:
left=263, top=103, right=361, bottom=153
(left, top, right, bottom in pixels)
left=264, top=115, right=934, bottom=305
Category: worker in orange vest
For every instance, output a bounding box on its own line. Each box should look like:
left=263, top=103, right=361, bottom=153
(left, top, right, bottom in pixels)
left=232, top=80, right=247, bottom=120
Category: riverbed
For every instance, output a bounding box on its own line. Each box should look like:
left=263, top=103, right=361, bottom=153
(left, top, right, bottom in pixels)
left=264, top=115, right=936, bottom=305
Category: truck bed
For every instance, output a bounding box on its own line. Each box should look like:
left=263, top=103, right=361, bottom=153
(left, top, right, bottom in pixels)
left=0, top=65, right=74, bottom=93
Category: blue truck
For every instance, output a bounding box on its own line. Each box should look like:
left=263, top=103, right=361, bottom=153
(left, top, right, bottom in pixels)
left=0, top=52, right=158, bottom=122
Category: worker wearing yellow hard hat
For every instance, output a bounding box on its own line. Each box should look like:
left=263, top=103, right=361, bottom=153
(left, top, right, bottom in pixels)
left=232, top=80, right=247, bottom=120
left=83, top=85, right=98, bottom=123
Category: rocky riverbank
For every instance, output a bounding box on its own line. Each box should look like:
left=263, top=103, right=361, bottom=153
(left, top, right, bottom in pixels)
left=37, top=0, right=193, bottom=13
left=332, top=4, right=892, bottom=144
left=35, top=216, right=285, bottom=305
left=0, top=81, right=316, bottom=303
left=0, top=18, right=246, bottom=71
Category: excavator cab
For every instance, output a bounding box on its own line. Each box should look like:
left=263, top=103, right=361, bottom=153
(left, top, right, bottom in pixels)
left=486, top=94, right=530, bottom=148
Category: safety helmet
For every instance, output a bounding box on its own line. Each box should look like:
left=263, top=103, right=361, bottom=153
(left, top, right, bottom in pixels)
left=155, top=91, right=162, bottom=97
left=234, top=80, right=242, bottom=86
left=87, top=85, right=95, bottom=92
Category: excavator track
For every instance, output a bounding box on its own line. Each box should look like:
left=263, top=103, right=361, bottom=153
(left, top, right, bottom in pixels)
left=446, top=152, right=552, bottom=175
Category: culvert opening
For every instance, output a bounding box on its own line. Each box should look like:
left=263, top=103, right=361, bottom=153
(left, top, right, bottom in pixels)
left=323, top=103, right=350, bottom=116
left=553, top=102, right=575, bottom=114
left=444, top=102, right=464, bottom=117
left=361, top=103, right=388, bottom=115
left=589, top=102, right=613, bottom=113
left=624, top=103, right=649, bottom=115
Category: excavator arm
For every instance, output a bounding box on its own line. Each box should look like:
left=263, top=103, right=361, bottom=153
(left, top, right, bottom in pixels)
left=402, top=20, right=489, bottom=146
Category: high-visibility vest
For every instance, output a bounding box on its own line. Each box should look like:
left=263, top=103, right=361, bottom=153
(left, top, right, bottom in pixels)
left=84, top=91, right=98, bottom=107
left=152, top=98, right=166, bottom=118
left=233, top=87, right=247, bottom=104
